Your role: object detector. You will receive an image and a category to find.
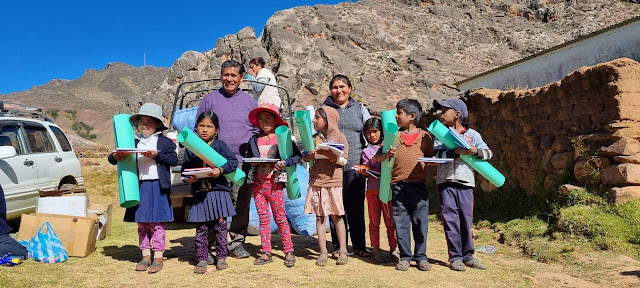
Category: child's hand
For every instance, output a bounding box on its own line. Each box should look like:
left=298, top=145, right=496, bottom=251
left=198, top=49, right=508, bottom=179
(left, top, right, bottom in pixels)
left=209, top=167, right=222, bottom=178
left=455, top=145, right=477, bottom=156
left=183, top=175, right=197, bottom=183
left=141, top=150, right=158, bottom=159
left=112, top=152, right=128, bottom=161
left=355, top=166, right=368, bottom=177
left=275, top=161, right=286, bottom=170
left=303, top=150, right=316, bottom=162
left=385, top=147, right=397, bottom=159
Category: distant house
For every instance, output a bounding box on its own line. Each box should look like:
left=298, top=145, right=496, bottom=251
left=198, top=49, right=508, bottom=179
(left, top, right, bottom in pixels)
left=456, top=16, right=640, bottom=92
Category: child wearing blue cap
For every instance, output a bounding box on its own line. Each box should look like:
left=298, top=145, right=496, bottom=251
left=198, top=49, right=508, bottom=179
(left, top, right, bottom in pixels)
left=433, top=98, right=493, bottom=271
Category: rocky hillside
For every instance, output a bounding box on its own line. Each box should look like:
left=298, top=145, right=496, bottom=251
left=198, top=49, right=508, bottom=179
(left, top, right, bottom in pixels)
left=145, top=0, right=640, bottom=117
left=2, top=63, right=168, bottom=144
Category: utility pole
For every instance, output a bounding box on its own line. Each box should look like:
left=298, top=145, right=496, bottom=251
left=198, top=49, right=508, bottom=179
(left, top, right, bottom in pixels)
left=143, top=53, right=146, bottom=66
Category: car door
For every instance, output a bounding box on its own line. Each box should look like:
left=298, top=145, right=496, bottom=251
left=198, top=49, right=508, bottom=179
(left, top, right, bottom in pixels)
left=48, top=124, right=83, bottom=185
left=22, top=121, right=61, bottom=191
left=0, top=121, right=39, bottom=219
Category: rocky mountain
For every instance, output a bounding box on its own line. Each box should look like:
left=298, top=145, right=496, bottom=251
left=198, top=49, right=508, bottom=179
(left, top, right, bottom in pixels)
left=144, top=0, right=640, bottom=117
left=2, top=63, right=168, bottom=143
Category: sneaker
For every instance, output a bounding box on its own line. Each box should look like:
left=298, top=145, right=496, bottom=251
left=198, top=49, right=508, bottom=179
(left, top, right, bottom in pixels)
left=230, top=245, right=250, bottom=258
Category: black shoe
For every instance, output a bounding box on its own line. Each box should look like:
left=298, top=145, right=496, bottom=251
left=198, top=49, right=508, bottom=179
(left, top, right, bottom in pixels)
left=230, top=245, right=250, bottom=258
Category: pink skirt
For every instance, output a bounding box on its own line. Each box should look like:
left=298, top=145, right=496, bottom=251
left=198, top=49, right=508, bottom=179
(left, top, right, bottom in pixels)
left=304, top=186, right=345, bottom=216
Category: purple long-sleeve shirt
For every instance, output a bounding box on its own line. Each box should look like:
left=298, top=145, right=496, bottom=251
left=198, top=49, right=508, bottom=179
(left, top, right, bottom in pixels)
left=362, top=144, right=381, bottom=191
left=196, top=88, right=259, bottom=162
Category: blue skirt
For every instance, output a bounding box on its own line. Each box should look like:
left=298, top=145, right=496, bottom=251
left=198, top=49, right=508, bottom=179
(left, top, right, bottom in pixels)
left=124, top=180, right=174, bottom=223
left=188, top=190, right=236, bottom=222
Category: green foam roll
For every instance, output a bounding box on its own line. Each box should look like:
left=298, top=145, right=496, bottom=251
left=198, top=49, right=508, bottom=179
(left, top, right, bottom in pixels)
left=113, top=114, right=140, bottom=208
left=177, top=128, right=245, bottom=186
left=427, top=120, right=505, bottom=187
left=379, top=109, right=398, bottom=203
left=275, top=125, right=301, bottom=199
left=294, top=110, right=314, bottom=167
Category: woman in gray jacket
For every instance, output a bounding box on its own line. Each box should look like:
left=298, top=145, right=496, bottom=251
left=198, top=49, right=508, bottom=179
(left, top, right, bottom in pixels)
left=322, top=74, right=372, bottom=257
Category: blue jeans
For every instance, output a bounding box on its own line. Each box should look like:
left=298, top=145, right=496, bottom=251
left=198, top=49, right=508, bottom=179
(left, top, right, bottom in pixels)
left=392, top=182, right=429, bottom=262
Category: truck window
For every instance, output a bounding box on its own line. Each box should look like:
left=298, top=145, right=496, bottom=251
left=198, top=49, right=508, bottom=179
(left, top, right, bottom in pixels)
left=0, top=124, right=27, bottom=155
left=49, top=126, right=72, bottom=152
left=23, top=124, right=56, bottom=153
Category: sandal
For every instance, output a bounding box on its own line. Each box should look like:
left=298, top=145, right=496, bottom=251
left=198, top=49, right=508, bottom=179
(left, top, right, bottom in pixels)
left=353, top=249, right=372, bottom=257
left=194, top=260, right=207, bottom=274
left=396, top=260, right=410, bottom=271
left=135, top=258, right=151, bottom=272
left=331, top=251, right=340, bottom=259
left=417, top=260, right=432, bottom=271
left=148, top=258, right=163, bottom=274
left=336, top=251, right=348, bottom=265
left=284, top=252, right=296, bottom=267
left=216, top=258, right=228, bottom=270
left=449, top=260, right=466, bottom=271
left=254, top=252, right=273, bottom=265
left=315, top=252, right=328, bottom=267
left=372, top=247, right=387, bottom=263
left=464, top=258, right=486, bottom=270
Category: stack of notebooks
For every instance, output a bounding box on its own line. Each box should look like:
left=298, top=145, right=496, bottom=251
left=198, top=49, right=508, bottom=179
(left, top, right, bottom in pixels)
left=316, top=143, right=345, bottom=157
left=182, top=167, right=215, bottom=179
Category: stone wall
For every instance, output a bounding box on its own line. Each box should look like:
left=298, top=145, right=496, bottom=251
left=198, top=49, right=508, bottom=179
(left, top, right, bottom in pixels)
left=463, top=58, right=640, bottom=202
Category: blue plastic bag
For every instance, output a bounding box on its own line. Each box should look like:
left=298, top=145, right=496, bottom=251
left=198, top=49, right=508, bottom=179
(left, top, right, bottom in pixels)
left=19, top=222, right=69, bottom=263
left=172, top=106, right=198, bottom=132
left=285, top=165, right=328, bottom=236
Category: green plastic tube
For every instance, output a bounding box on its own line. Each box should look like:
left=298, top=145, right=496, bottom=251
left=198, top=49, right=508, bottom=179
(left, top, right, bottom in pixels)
left=427, top=120, right=505, bottom=187
left=379, top=109, right=398, bottom=203
left=177, top=129, right=246, bottom=186
left=113, top=114, right=140, bottom=208
left=294, top=110, right=314, bottom=167
left=275, top=125, right=301, bottom=199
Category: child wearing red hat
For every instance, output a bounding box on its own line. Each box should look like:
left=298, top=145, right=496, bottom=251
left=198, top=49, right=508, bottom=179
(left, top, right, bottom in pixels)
left=244, top=103, right=302, bottom=267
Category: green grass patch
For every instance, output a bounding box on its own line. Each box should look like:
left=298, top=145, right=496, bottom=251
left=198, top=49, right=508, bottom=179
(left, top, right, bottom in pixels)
left=494, top=217, right=548, bottom=244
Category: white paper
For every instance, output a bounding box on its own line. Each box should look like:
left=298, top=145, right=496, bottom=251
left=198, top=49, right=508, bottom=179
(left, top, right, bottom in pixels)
left=242, top=158, right=279, bottom=163
left=114, top=148, right=157, bottom=153
left=418, top=157, right=454, bottom=163
left=316, top=144, right=344, bottom=157
left=182, top=167, right=215, bottom=178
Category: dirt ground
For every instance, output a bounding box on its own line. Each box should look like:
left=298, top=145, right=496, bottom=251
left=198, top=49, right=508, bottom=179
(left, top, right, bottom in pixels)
left=1, top=159, right=640, bottom=287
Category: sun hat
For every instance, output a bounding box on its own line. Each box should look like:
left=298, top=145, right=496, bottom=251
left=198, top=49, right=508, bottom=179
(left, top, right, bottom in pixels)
left=248, top=103, right=287, bottom=128
left=129, top=103, right=168, bottom=130
left=433, top=98, right=468, bottom=122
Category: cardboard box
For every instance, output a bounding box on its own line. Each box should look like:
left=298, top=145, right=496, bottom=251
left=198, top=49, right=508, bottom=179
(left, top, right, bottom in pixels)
left=18, top=213, right=99, bottom=257
left=37, top=190, right=89, bottom=217
left=87, top=203, right=113, bottom=240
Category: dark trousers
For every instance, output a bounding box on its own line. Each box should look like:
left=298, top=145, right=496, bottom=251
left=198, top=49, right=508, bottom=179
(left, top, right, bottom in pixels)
left=438, top=182, right=475, bottom=263
left=228, top=183, right=251, bottom=250
left=196, top=220, right=228, bottom=262
left=0, top=234, right=27, bottom=258
left=330, top=170, right=366, bottom=252
left=392, top=182, right=429, bottom=262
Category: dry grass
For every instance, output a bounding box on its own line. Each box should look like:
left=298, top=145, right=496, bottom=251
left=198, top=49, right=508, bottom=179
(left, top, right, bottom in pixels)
left=2, top=158, right=640, bottom=287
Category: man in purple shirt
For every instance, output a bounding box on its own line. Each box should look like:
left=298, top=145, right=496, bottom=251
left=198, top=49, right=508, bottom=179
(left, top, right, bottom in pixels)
left=196, top=59, right=258, bottom=258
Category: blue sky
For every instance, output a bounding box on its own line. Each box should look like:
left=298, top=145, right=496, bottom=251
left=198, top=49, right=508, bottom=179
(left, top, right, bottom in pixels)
left=0, top=0, right=351, bottom=94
